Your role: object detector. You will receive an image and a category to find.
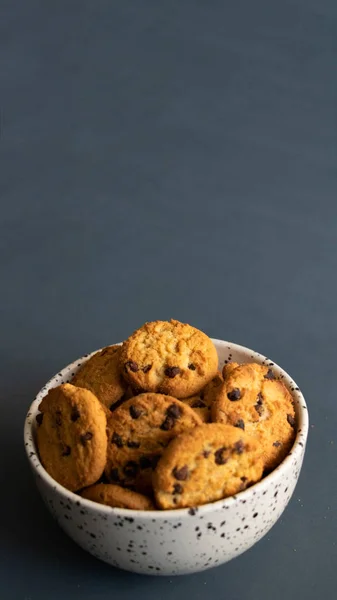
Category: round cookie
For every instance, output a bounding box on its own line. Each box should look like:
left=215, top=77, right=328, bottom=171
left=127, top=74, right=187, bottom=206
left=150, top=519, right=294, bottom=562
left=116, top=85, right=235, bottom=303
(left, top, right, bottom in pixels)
left=105, top=393, right=202, bottom=493
left=80, top=483, right=155, bottom=510
left=120, top=320, right=218, bottom=398
left=183, top=371, right=223, bottom=422
left=212, top=363, right=296, bottom=471
left=72, top=345, right=127, bottom=408
left=153, top=423, right=264, bottom=509
left=36, top=383, right=108, bottom=492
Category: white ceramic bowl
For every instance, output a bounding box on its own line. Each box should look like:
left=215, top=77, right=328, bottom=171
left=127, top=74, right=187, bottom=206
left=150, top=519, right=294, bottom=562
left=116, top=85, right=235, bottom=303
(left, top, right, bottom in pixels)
left=24, top=340, right=309, bottom=576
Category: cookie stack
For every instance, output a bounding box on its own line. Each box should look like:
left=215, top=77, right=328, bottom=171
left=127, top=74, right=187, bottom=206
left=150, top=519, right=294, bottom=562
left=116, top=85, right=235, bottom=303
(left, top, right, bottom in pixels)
left=36, top=320, right=296, bottom=511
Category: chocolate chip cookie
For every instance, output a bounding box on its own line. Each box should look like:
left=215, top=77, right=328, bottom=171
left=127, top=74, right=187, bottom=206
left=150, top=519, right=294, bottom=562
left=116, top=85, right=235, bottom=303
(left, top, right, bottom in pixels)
left=153, top=423, right=264, bottom=509
left=105, top=393, right=202, bottom=493
left=183, top=372, right=223, bottom=422
left=120, top=320, right=218, bottom=398
left=72, top=345, right=127, bottom=408
left=212, top=363, right=296, bottom=470
left=36, top=383, right=107, bottom=491
left=80, top=483, right=155, bottom=510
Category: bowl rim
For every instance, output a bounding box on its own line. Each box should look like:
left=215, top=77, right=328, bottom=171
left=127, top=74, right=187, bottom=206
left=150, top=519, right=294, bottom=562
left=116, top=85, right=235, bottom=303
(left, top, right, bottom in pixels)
left=24, top=338, right=309, bottom=519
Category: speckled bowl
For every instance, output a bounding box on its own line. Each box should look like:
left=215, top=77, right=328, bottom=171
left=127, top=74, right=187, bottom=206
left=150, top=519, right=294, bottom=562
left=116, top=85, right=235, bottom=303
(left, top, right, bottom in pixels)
left=24, top=340, right=309, bottom=576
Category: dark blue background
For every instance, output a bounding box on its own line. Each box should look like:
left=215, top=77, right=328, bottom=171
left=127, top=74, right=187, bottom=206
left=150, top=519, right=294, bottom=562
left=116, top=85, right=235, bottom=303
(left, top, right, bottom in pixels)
left=1, top=1, right=336, bottom=598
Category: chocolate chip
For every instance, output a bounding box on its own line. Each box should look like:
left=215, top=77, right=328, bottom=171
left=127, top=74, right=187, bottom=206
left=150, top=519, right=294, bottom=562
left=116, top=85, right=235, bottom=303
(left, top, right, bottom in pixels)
left=203, top=450, right=211, bottom=458
left=112, top=432, right=123, bottom=447
left=160, top=404, right=182, bottom=430
left=110, top=468, right=120, bottom=482
left=227, top=388, right=241, bottom=401
left=188, top=363, right=196, bottom=371
left=214, top=447, right=228, bottom=465
left=36, top=413, right=43, bottom=425
left=127, top=440, right=140, bottom=448
left=172, top=465, right=189, bottom=481
left=165, top=366, right=181, bottom=378
left=123, top=461, right=139, bottom=478
left=61, top=445, right=71, bottom=456
left=255, top=393, right=264, bottom=416
left=240, top=476, right=248, bottom=490
left=100, top=348, right=109, bottom=356
left=167, top=404, right=182, bottom=419
left=129, top=405, right=142, bottom=419
left=191, top=399, right=206, bottom=408
left=125, top=360, right=139, bottom=372
left=80, top=431, right=93, bottom=445
left=234, top=440, right=245, bottom=454
left=173, top=483, right=183, bottom=494
left=70, top=407, right=80, bottom=422
left=273, top=441, right=282, bottom=447
left=160, top=416, right=175, bottom=431
left=264, top=368, right=275, bottom=380
left=142, top=364, right=152, bottom=373
left=235, top=419, right=245, bottom=430
left=287, top=414, right=296, bottom=428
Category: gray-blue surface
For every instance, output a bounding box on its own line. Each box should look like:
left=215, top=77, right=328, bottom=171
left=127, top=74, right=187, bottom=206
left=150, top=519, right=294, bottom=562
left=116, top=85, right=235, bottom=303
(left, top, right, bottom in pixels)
left=1, top=1, right=336, bottom=598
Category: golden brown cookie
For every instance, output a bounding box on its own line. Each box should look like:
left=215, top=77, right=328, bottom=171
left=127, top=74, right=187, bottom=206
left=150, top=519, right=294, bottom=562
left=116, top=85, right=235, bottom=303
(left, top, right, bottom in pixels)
left=153, top=423, right=264, bottom=509
left=212, top=363, right=295, bottom=470
left=80, top=483, right=155, bottom=510
left=36, top=383, right=107, bottom=492
left=183, top=371, right=223, bottom=422
left=72, top=345, right=127, bottom=408
left=105, top=393, right=202, bottom=493
left=120, top=320, right=218, bottom=398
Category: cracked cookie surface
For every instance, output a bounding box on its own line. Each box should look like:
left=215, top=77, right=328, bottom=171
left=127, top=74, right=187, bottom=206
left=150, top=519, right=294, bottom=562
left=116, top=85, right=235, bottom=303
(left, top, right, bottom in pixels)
left=120, top=320, right=218, bottom=398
